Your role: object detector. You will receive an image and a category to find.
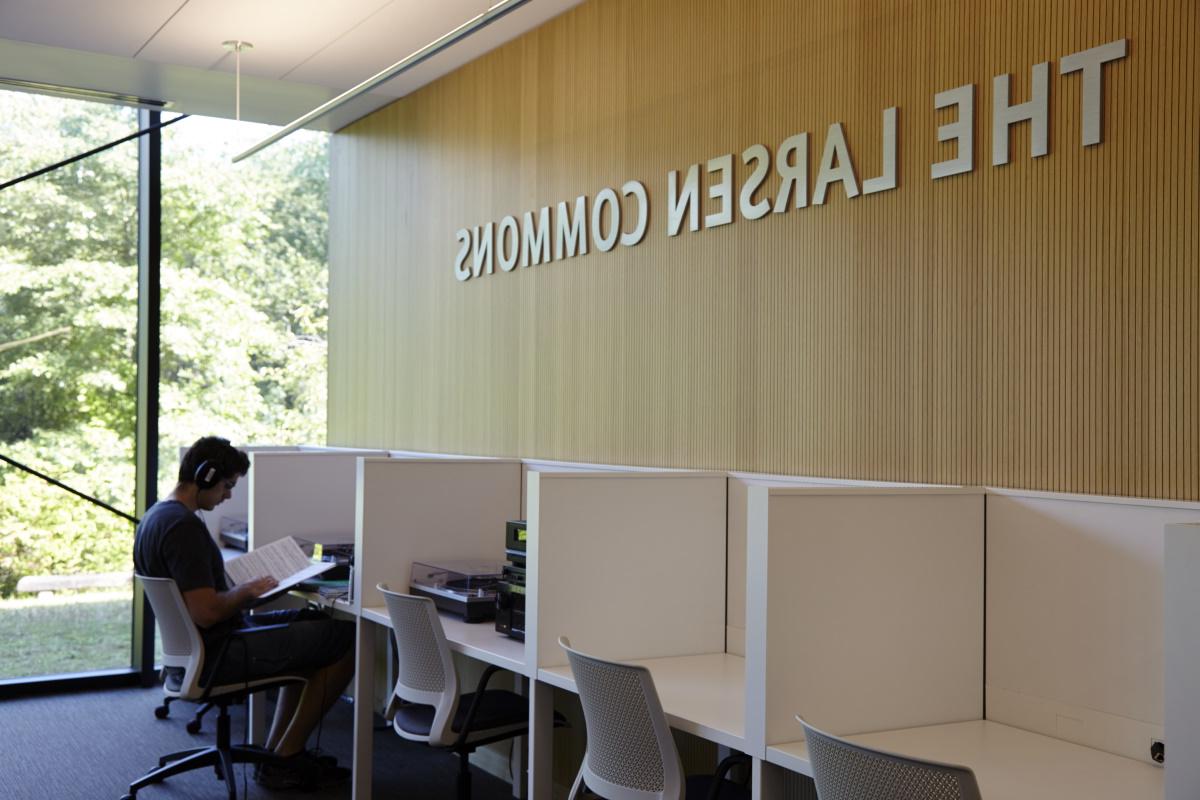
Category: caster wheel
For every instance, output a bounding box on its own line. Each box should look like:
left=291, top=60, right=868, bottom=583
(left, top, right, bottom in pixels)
left=186, top=719, right=202, bottom=734
left=154, top=706, right=169, bottom=719
left=121, top=794, right=135, bottom=799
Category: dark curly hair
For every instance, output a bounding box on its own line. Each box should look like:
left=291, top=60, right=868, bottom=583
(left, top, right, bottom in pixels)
left=178, top=436, right=251, bottom=485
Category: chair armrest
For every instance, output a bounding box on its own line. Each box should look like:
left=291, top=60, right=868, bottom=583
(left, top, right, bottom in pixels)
left=706, top=753, right=751, bottom=800
left=196, top=623, right=293, bottom=697
left=454, top=664, right=505, bottom=748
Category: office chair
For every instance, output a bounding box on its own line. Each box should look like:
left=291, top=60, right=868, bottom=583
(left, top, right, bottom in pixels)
left=378, top=584, right=543, bottom=800
left=559, top=636, right=750, bottom=800
left=122, top=575, right=307, bottom=800
left=797, top=715, right=983, bottom=800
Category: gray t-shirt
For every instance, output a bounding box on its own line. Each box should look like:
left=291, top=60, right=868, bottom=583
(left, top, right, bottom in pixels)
left=133, top=499, right=241, bottom=644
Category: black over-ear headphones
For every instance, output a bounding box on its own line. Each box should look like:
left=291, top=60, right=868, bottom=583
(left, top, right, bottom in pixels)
left=194, top=460, right=223, bottom=490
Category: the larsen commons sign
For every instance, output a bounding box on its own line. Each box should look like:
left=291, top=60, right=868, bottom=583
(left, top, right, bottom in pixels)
left=453, top=39, right=1126, bottom=283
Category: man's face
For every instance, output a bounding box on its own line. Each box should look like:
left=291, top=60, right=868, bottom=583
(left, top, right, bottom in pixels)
left=197, top=476, right=239, bottom=511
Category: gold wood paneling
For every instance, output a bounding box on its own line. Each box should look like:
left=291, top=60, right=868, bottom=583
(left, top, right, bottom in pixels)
left=329, top=0, right=1200, bottom=500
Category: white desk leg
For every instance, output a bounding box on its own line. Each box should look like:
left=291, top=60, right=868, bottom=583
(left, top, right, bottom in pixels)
left=528, top=679, right=555, bottom=800
left=512, top=675, right=529, bottom=800
left=352, top=617, right=377, bottom=800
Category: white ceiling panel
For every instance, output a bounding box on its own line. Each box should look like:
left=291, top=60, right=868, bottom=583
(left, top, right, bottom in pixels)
left=0, top=0, right=183, bottom=57
left=0, top=0, right=585, bottom=130
left=136, top=0, right=390, bottom=79
left=293, top=0, right=583, bottom=99
left=283, top=0, right=496, bottom=88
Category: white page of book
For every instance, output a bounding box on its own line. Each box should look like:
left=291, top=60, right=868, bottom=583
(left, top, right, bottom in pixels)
left=224, top=535, right=335, bottom=598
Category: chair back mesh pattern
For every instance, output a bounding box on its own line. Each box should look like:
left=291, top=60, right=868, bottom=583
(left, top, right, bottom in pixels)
left=801, top=719, right=983, bottom=800
left=566, top=645, right=674, bottom=795
left=380, top=587, right=447, bottom=693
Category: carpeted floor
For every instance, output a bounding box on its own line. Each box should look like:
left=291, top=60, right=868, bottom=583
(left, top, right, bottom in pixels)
left=0, top=685, right=518, bottom=800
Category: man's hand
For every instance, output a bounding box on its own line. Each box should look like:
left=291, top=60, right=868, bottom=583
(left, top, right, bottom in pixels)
left=240, top=575, right=279, bottom=601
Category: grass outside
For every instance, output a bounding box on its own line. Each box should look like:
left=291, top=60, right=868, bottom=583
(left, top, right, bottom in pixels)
left=0, top=590, right=147, bottom=679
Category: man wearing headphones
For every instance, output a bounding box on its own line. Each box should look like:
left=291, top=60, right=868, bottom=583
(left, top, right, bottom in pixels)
left=133, top=436, right=355, bottom=790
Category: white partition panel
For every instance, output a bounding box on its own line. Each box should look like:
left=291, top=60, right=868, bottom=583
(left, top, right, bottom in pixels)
left=354, top=458, right=523, bottom=615
left=1166, top=523, right=1200, bottom=800
left=728, top=473, right=933, bottom=658
left=986, top=490, right=1200, bottom=762
left=247, top=449, right=387, bottom=549
left=527, top=471, right=727, bottom=671
left=751, top=487, right=984, bottom=749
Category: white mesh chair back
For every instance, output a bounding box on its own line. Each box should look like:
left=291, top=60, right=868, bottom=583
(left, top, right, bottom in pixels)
left=560, top=637, right=685, bottom=800
left=138, top=575, right=206, bottom=699
left=798, top=717, right=983, bottom=800
left=378, top=584, right=460, bottom=746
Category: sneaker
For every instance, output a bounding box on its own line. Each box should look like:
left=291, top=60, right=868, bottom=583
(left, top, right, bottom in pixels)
left=255, top=751, right=350, bottom=791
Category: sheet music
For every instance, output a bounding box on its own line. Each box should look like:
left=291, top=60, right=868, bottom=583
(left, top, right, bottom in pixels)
left=225, top=535, right=336, bottom=598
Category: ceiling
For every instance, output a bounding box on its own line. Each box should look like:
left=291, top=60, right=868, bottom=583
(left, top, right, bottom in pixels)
left=0, top=0, right=582, bottom=131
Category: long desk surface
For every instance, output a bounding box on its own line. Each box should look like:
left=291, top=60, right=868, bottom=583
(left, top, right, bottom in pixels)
left=360, top=604, right=528, bottom=673
left=768, top=720, right=1162, bottom=800
left=538, top=653, right=746, bottom=750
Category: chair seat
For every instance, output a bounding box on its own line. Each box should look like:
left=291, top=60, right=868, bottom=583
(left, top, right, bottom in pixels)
left=685, top=774, right=751, bottom=800
left=394, top=689, right=528, bottom=739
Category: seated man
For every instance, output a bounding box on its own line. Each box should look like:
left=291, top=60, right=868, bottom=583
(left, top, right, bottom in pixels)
left=133, top=436, right=356, bottom=789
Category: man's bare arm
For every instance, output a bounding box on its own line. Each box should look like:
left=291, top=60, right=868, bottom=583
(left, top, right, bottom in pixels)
left=182, top=577, right=278, bottom=629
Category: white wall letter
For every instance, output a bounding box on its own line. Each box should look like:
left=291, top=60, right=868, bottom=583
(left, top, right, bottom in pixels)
left=992, top=62, right=1049, bottom=166
left=667, top=164, right=700, bottom=236
left=471, top=222, right=493, bottom=277
left=591, top=188, right=620, bottom=253
left=705, top=153, right=734, bottom=228
left=773, top=134, right=808, bottom=213
left=555, top=196, right=588, bottom=259
left=813, top=122, right=860, bottom=205
left=522, top=207, right=550, bottom=267
left=453, top=228, right=471, bottom=282
left=497, top=215, right=519, bottom=272
left=620, top=180, right=648, bottom=246
left=863, top=107, right=898, bottom=194
left=740, top=144, right=771, bottom=220
left=1060, top=38, right=1127, bottom=147
left=931, top=84, right=975, bottom=179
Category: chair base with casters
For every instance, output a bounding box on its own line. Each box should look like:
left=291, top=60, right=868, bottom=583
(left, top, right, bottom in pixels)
left=155, top=694, right=214, bottom=734
left=123, top=690, right=289, bottom=800
left=126, top=575, right=309, bottom=800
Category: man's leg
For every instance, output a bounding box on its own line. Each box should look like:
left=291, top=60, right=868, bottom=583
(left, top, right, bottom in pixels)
left=270, top=646, right=356, bottom=755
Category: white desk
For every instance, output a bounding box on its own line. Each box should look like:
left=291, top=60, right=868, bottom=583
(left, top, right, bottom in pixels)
left=353, top=606, right=530, bottom=800
left=538, top=652, right=746, bottom=751
left=768, top=720, right=1162, bottom=800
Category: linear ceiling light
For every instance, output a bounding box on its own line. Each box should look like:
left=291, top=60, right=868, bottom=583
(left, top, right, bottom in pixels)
left=0, top=77, right=170, bottom=110
left=233, top=0, right=530, bottom=162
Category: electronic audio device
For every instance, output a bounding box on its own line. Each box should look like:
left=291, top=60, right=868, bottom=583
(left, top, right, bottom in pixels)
left=409, top=559, right=502, bottom=623
left=496, top=520, right=527, bottom=640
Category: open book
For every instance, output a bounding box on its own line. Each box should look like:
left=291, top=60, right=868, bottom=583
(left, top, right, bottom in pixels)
left=224, top=535, right=336, bottom=600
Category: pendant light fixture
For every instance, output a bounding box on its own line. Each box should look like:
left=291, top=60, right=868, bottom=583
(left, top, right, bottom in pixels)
left=221, top=39, right=253, bottom=121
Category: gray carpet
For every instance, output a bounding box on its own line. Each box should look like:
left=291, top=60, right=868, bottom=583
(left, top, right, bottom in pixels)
left=0, top=685, right=518, bottom=800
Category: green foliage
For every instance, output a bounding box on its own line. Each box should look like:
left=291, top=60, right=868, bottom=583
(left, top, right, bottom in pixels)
left=0, top=90, right=329, bottom=602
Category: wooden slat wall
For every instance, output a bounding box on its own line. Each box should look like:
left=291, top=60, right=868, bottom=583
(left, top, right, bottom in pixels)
left=328, top=0, right=1199, bottom=499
